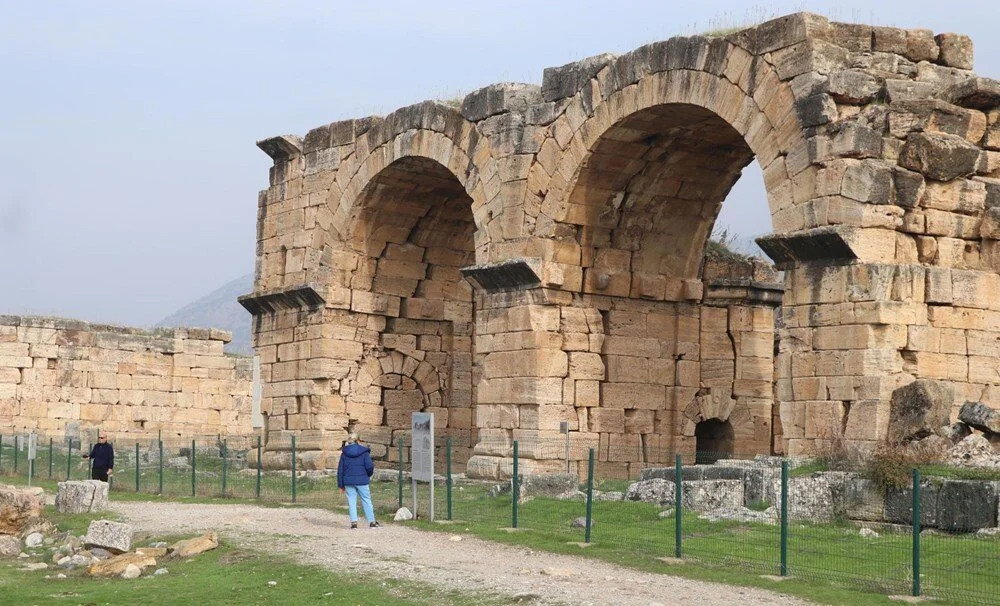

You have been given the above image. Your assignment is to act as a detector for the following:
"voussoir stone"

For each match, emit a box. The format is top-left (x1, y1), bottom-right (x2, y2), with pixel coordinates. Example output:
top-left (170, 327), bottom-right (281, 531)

top-left (899, 132), bottom-right (982, 181)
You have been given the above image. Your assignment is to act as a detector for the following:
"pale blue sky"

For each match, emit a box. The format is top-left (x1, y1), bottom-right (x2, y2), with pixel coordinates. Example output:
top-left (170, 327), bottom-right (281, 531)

top-left (1, 0), bottom-right (997, 326)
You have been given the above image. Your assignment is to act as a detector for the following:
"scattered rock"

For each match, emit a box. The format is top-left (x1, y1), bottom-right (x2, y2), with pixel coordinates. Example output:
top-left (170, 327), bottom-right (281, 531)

top-left (937, 422), bottom-right (972, 444)
top-left (448, 535), bottom-right (463, 542)
top-left (88, 552), bottom-right (157, 577)
top-left (0, 484), bottom-right (44, 535)
top-left (887, 380), bottom-right (954, 443)
top-left (149, 541), bottom-right (167, 548)
top-left (540, 567), bottom-right (574, 576)
top-left (56, 573), bottom-right (66, 579)
top-left (519, 474), bottom-right (579, 499)
top-left (153, 567), bottom-right (168, 575)
top-left (136, 547), bottom-right (167, 558)
top-left (267, 580), bottom-right (277, 587)
top-left (958, 401), bottom-right (1000, 435)
top-left (0, 535), bottom-right (22, 557)
top-left (859, 528), bottom-right (879, 538)
top-left (169, 532), bottom-right (218, 558)
top-left (594, 491), bottom-right (624, 502)
top-left (657, 509), bottom-right (675, 518)
top-left (21, 562), bottom-right (47, 571)
top-left (570, 517), bottom-right (592, 528)
top-left (121, 563), bottom-right (142, 579)
top-left (25, 532), bottom-right (44, 548)
top-left (90, 547), bottom-right (112, 559)
top-left (393, 507), bottom-right (413, 522)
top-left (625, 479), bottom-right (675, 506)
top-left (85, 520), bottom-right (133, 554)
top-left (698, 507), bottom-right (778, 524)
top-left (976, 527), bottom-right (1000, 537)
top-left (949, 434), bottom-right (1000, 468)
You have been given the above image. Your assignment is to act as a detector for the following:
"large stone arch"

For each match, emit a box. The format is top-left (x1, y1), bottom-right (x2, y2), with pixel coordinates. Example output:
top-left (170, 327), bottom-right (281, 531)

top-left (246, 12), bottom-right (1000, 474)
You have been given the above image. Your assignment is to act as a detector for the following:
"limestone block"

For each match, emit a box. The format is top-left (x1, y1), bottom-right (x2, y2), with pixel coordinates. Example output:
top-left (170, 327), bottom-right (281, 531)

top-left (601, 383), bottom-right (665, 410)
top-left (85, 520), bottom-right (133, 554)
top-left (87, 552), bottom-right (157, 578)
top-left (937, 481), bottom-right (998, 530)
top-left (589, 408), bottom-right (625, 433)
top-left (55, 480), bottom-right (109, 514)
top-left (905, 29), bottom-right (940, 63)
top-left (887, 380), bottom-right (954, 443)
top-left (0, 484), bottom-right (44, 535)
top-left (958, 401), bottom-right (1000, 434)
top-left (935, 33), bottom-right (974, 70)
top-left (899, 132), bottom-right (982, 181)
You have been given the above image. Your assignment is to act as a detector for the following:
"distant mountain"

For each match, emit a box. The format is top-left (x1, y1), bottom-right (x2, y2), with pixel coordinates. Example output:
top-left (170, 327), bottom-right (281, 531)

top-left (156, 273), bottom-right (254, 355)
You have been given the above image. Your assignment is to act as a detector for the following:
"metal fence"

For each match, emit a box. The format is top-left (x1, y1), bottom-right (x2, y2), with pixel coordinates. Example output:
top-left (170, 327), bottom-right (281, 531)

top-left (1, 430), bottom-right (996, 604)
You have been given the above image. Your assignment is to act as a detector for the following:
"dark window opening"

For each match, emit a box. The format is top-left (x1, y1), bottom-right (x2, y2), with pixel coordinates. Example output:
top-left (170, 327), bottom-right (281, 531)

top-left (695, 419), bottom-right (734, 464)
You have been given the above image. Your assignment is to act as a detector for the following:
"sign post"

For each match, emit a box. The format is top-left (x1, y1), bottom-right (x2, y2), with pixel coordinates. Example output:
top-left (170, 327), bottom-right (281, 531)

top-left (410, 412), bottom-right (435, 522)
top-left (27, 433), bottom-right (37, 486)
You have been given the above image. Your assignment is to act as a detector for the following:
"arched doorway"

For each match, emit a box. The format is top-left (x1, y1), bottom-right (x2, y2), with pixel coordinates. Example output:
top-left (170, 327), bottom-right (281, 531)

top-left (695, 419), bottom-right (735, 464)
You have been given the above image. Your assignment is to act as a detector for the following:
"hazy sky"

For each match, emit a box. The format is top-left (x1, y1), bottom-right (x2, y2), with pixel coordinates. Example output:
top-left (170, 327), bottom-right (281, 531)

top-left (2, 1), bottom-right (997, 326)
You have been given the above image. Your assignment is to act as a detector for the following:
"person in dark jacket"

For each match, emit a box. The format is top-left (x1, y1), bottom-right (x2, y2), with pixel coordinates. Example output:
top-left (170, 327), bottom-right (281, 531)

top-left (337, 432), bottom-right (380, 529)
top-left (82, 432), bottom-right (114, 482)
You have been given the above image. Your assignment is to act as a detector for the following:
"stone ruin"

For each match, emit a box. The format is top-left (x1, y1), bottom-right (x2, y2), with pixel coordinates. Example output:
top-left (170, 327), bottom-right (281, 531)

top-left (237, 12), bottom-right (1000, 478)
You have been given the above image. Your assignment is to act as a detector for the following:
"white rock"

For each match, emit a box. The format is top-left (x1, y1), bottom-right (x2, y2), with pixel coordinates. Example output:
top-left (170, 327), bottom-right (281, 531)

top-left (393, 507), bottom-right (413, 521)
top-left (84, 520), bottom-right (133, 554)
top-left (21, 562), bottom-right (48, 571)
top-left (153, 568), bottom-right (168, 575)
top-left (55, 480), bottom-right (109, 514)
top-left (56, 573), bottom-right (66, 579)
top-left (0, 535), bottom-right (21, 557)
top-left (121, 564), bottom-right (142, 579)
top-left (448, 535), bottom-right (463, 542)
top-left (267, 581), bottom-right (278, 587)
top-left (859, 527), bottom-right (879, 538)
top-left (25, 533), bottom-right (44, 548)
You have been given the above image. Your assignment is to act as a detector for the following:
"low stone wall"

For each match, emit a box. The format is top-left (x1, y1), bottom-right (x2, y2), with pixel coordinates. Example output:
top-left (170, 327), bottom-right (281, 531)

top-left (627, 460), bottom-right (1000, 532)
top-left (0, 316), bottom-right (254, 439)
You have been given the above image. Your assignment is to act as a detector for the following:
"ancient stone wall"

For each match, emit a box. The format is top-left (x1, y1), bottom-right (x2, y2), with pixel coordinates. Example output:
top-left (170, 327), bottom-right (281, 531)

top-left (0, 316), bottom-right (254, 440)
top-left (243, 12), bottom-right (1000, 476)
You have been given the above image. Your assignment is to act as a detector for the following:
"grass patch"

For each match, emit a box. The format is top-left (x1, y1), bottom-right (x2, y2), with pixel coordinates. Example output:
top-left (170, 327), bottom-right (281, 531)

top-left (0, 541), bottom-right (517, 605)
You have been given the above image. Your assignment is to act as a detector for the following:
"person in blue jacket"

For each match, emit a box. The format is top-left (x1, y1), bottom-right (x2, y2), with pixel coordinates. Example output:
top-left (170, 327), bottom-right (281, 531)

top-left (82, 432), bottom-right (114, 482)
top-left (337, 432), bottom-right (380, 529)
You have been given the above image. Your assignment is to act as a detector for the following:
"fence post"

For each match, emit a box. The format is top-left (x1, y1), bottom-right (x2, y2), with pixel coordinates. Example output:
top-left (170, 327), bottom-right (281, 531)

top-left (191, 439), bottom-right (196, 497)
top-left (48, 437), bottom-right (53, 479)
top-left (780, 460), bottom-right (789, 576)
top-left (446, 437), bottom-right (453, 521)
top-left (397, 436), bottom-right (404, 509)
top-left (221, 439), bottom-right (228, 498)
top-left (675, 454), bottom-right (682, 559)
top-left (255, 435), bottom-right (262, 499)
top-left (585, 447), bottom-right (594, 543)
top-left (135, 442), bottom-right (140, 492)
top-left (158, 440), bottom-right (163, 495)
top-left (0, 434), bottom-right (4, 474)
top-left (13, 435), bottom-right (18, 474)
top-left (291, 435), bottom-right (297, 503)
top-left (912, 469), bottom-right (921, 597)
top-left (512, 440), bottom-right (519, 529)
top-left (66, 439), bottom-right (72, 480)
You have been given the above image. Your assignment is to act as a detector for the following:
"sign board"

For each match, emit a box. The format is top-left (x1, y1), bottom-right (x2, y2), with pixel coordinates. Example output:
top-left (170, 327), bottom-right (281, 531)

top-left (411, 412), bottom-right (434, 482)
top-left (27, 433), bottom-right (37, 460)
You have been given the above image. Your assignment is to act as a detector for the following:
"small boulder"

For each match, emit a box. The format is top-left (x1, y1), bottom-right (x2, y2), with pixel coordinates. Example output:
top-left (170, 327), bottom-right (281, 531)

top-left (0, 485), bottom-right (44, 535)
top-left (88, 552), bottom-right (156, 577)
top-left (55, 481), bottom-right (108, 514)
top-left (0, 535), bottom-right (22, 557)
top-left (153, 568), bottom-right (168, 575)
top-left (658, 509), bottom-right (675, 518)
top-left (25, 533), bottom-right (43, 548)
top-left (121, 564), bottom-right (142, 579)
top-left (570, 517), bottom-right (592, 528)
top-left (84, 520), bottom-right (133, 554)
top-left (135, 547), bottom-right (167, 558)
top-left (859, 528), bottom-right (879, 538)
top-left (393, 507), bottom-right (413, 522)
top-left (888, 380), bottom-right (954, 443)
top-left (518, 474), bottom-right (579, 499)
top-left (89, 548), bottom-right (112, 559)
top-left (937, 422), bottom-right (972, 444)
top-left (169, 532), bottom-right (218, 558)
top-left (958, 401), bottom-right (1000, 435)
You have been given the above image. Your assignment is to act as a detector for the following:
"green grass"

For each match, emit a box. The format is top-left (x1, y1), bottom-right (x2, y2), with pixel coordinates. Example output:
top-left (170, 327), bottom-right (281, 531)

top-left (0, 541), bottom-right (516, 605)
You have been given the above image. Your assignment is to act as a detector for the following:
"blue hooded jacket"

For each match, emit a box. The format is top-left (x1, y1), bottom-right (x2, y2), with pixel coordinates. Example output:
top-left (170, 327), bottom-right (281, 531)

top-left (337, 443), bottom-right (374, 488)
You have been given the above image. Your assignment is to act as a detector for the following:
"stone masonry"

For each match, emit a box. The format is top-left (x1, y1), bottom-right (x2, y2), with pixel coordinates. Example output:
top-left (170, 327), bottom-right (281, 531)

top-left (241, 13), bottom-right (1000, 478)
top-left (0, 316), bottom-right (254, 440)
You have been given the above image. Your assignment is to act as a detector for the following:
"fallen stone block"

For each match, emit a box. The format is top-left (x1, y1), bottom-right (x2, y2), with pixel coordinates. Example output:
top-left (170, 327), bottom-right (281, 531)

top-left (937, 480), bottom-right (998, 531)
top-left (518, 473), bottom-right (579, 498)
top-left (884, 482), bottom-right (939, 527)
top-left (0, 484), bottom-right (44, 535)
top-left (887, 380), bottom-right (954, 443)
top-left (55, 481), bottom-right (109, 514)
top-left (84, 520), bottom-right (133, 554)
top-left (87, 552), bottom-right (157, 577)
top-left (958, 401), bottom-right (1000, 435)
top-left (169, 532), bottom-right (218, 558)
top-left (0, 535), bottom-right (21, 557)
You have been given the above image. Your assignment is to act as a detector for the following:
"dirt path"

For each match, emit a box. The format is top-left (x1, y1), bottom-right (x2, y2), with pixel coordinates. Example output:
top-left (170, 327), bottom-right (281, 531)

top-left (110, 501), bottom-right (809, 606)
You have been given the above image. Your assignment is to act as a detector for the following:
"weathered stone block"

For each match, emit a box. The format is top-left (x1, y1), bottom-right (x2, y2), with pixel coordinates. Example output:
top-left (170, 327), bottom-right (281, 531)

top-left (55, 480), bottom-right (109, 514)
top-left (85, 520), bottom-right (133, 554)
top-left (884, 482), bottom-right (938, 527)
top-left (899, 132), bottom-right (982, 181)
top-left (936, 481), bottom-right (998, 530)
top-left (887, 380), bottom-right (954, 443)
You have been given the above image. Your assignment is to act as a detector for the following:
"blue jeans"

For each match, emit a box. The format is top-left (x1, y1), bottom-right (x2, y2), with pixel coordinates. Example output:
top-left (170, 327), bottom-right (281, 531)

top-left (345, 484), bottom-right (375, 523)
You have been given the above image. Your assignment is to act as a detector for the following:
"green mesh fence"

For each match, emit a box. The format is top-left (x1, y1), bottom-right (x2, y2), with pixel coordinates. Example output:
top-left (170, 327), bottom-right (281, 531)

top-left (1, 430), bottom-right (998, 604)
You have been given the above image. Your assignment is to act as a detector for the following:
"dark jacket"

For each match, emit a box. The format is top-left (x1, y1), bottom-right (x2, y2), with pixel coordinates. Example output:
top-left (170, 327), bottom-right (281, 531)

top-left (89, 442), bottom-right (114, 469)
top-left (337, 443), bottom-right (374, 488)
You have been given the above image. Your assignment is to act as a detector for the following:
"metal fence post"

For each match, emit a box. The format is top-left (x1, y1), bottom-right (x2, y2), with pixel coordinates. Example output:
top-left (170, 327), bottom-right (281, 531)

top-left (158, 440), bottom-right (163, 495)
top-left (291, 435), bottom-right (297, 503)
top-left (191, 439), bottom-right (196, 497)
top-left (675, 454), bottom-right (682, 559)
top-left (255, 435), bottom-right (262, 499)
top-left (912, 469), bottom-right (921, 597)
top-left (512, 440), bottom-right (519, 529)
top-left (221, 439), bottom-right (228, 498)
top-left (585, 447), bottom-right (594, 543)
top-left (13, 435), bottom-right (18, 474)
top-left (135, 442), bottom-right (140, 492)
top-left (781, 460), bottom-right (789, 576)
top-left (446, 437), bottom-right (453, 521)
top-left (66, 439), bottom-right (72, 480)
top-left (48, 437), bottom-right (53, 479)
top-left (397, 436), bottom-right (404, 509)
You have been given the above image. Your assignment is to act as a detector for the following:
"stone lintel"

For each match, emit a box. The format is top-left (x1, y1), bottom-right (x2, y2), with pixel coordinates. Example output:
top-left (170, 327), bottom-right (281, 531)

top-left (703, 280), bottom-right (784, 307)
top-left (256, 135), bottom-right (303, 161)
top-left (238, 284), bottom-right (326, 315)
top-left (460, 259), bottom-right (541, 292)
top-left (755, 227), bottom-right (858, 268)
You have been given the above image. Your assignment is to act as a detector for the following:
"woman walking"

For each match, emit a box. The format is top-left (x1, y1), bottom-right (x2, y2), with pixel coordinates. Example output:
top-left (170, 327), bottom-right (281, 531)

top-left (337, 433), bottom-right (380, 529)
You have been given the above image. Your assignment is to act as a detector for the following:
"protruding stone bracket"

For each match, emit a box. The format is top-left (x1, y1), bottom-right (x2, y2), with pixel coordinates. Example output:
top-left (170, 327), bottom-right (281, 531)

top-left (460, 259), bottom-right (541, 292)
top-left (756, 227), bottom-right (858, 268)
top-left (704, 280), bottom-right (784, 307)
top-left (256, 135), bottom-right (303, 161)
top-left (238, 283), bottom-right (326, 315)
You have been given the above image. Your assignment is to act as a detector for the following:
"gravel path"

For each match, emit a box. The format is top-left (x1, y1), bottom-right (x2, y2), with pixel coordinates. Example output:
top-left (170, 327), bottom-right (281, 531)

top-left (111, 501), bottom-right (809, 606)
